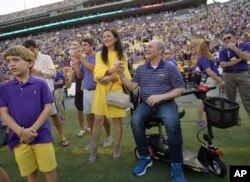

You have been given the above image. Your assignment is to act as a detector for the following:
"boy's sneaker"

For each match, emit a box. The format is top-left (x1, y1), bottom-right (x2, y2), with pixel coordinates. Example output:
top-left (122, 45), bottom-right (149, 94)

top-left (103, 136), bottom-right (113, 147)
top-left (170, 163), bottom-right (186, 182)
top-left (133, 156), bottom-right (153, 176)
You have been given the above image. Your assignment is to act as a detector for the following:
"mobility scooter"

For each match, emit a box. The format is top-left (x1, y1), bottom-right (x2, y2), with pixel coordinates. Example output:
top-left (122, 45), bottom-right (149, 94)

top-left (133, 85), bottom-right (240, 177)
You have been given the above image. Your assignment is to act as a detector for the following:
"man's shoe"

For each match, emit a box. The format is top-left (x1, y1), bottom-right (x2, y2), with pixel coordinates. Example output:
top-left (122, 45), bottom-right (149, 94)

top-left (103, 136), bottom-right (113, 147)
top-left (170, 163), bottom-right (186, 182)
top-left (133, 156), bottom-right (153, 176)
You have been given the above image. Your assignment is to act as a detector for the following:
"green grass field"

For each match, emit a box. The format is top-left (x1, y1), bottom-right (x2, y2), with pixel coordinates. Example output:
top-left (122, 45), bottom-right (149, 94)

top-left (1, 105), bottom-right (249, 182)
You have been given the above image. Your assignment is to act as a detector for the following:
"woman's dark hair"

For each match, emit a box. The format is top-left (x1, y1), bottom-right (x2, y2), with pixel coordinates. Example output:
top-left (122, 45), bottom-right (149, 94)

top-left (101, 29), bottom-right (124, 65)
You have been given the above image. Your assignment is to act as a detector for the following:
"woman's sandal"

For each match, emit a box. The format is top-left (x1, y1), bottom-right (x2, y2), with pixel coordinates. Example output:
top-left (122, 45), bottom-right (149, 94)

top-left (197, 120), bottom-right (207, 128)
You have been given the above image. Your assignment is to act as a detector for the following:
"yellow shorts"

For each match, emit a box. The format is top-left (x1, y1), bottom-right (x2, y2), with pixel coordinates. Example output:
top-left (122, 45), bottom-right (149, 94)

top-left (14, 142), bottom-right (57, 177)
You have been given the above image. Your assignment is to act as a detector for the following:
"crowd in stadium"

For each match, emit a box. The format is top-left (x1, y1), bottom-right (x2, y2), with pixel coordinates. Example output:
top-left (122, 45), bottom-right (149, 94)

top-left (0, 0), bottom-right (249, 83)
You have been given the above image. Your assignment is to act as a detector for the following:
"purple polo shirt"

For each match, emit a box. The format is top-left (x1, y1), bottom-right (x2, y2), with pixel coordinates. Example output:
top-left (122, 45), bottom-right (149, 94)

top-left (80, 54), bottom-right (96, 90)
top-left (132, 59), bottom-right (185, 102)
top-left (219, 42), bottom-right (250, 72)
top-left (0, 76), bottom-right (54, 150)
top-left (54, 70), bottom-right (65, 89)
top-left (198, 55), bottom-right (220, 76)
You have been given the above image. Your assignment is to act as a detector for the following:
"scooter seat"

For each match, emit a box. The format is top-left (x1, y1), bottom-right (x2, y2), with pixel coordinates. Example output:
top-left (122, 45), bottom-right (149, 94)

top-left (144, 107), bottom-right (185, 129)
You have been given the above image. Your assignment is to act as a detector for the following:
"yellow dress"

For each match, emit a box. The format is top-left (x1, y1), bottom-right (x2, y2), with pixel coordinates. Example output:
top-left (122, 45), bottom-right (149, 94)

top-left (91, 51), bottom-right (131, 118)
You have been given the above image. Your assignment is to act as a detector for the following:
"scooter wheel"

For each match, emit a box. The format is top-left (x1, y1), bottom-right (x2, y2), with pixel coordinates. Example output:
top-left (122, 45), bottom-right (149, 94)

top-left (208, 157), bottom-right (227, 177)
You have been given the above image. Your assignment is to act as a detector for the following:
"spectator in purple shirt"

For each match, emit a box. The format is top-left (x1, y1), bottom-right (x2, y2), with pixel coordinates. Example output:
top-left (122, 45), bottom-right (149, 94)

top-left (196, 39), bottom-right (225, 128)
top-left (0, 45), bottom-right (57, 181)
top-left (219, 30), bottom-right (250, 123)
top-left (53, 65), bottom-right (66, 123)
top-left (117, 40), bottom-right (186, 182)
top-left (164, 48), bottom-right (177, 66)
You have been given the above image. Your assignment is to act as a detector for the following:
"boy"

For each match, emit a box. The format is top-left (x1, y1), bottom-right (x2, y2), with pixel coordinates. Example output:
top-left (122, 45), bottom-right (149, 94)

top-left (0, 45), bottom-right (57, 182)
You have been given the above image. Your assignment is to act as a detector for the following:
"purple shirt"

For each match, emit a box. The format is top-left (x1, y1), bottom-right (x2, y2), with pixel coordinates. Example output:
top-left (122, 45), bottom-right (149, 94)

top-left (132, 59), bottom-right (185, 102)
top-left (0, 76), bottom-right (54, 149)
top-left (54, 70), bottom-right (65, 89)
top-left (80, 54), bottom-right (96, 90)
top-left (198, 55), bottom-right (220, 76)
top-left (166, 56), bottom-right (177, 66)
top-left (219, 42), bottom-right (250, 72)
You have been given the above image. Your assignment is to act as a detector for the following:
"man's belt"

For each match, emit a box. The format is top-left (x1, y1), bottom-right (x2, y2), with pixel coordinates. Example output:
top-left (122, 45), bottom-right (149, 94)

top-left (85, 88), bottom-right (96, 91)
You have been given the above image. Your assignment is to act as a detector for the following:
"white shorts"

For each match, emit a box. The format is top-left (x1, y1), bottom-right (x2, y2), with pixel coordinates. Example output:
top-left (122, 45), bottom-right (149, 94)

top-left (50, 102), bottom-right (58, 116)
top-left (83, 89), bottom-right (94, 114)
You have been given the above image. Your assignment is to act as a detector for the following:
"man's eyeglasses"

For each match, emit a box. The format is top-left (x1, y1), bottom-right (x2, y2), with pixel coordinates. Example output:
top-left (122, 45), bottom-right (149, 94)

top-left (223, 36), bottom-right (232, 41)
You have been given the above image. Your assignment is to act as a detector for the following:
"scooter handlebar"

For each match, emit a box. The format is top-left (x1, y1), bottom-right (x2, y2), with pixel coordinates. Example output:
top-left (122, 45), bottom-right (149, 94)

top-left (181, 85), bottom-right (217, 96)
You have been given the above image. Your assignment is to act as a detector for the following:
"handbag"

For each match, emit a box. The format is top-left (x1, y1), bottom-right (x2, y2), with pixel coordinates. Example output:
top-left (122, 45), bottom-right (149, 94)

top-left (106, 83), bottom-right (130, 109)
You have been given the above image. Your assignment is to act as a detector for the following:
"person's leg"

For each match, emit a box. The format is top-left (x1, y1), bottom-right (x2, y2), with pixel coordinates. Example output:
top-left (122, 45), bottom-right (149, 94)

top-left (34, 143), bottom-right (57, 182)
top-left (54, 88), bottom-right (66, 122)
top-left (83, 114), bottom-right (95, 150)
top-left (0, 167), bottom-right (10, 182)
top-left (75, 91), bottom-right (84, 133)
top-left (83, 89), bottom-right (94, 133)
top-left (223, 73), bottom-right (237, 101)
top-left (13, 144), bottom-right (39, 181)
top-left (27, 170), bottom-right (40, 182)
top-left (237, 72), bottom-right (250, 118)
top-left (77, 110), bottom-right (84, 131)
top-left (131, 102), bottom-right (153, 176)
top-left (88, 114), bottom-right (94, 133)
top-left (102, 117), bottom-right (113, 147)
top-left (197, 102), bottom-right (207, 127)
top-left (156, 100), bottom-right (185, 181)
top-left (45, 169), bottom-right (57, 182)
top-left (112, 118), bottom-right (122, 159)
top-left (89, 115), bottom-right (105, 163)
top-left (197, 102), bottom-right (204, 121)
top-left (51, 114), bottom-right (69, 146)
top-left (131, 102), bottom-right (153, 157)
top-left (156, 101), bottom-right (183, 163)
top-left (103, 117), bottom-right (111, 137)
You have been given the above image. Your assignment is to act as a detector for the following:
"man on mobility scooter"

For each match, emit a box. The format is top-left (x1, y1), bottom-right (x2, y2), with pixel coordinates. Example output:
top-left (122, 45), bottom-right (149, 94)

top-left (117, 40), bottom-right (186, 182)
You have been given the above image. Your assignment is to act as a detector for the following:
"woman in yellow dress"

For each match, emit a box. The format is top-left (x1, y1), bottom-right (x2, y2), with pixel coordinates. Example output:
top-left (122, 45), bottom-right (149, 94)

top-left (89, 29), bottom-right (131, 163)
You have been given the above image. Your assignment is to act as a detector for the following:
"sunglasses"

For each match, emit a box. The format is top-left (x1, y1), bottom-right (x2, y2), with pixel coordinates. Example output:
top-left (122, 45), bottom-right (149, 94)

top-left (223, 36), bottom-right (232, 41)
